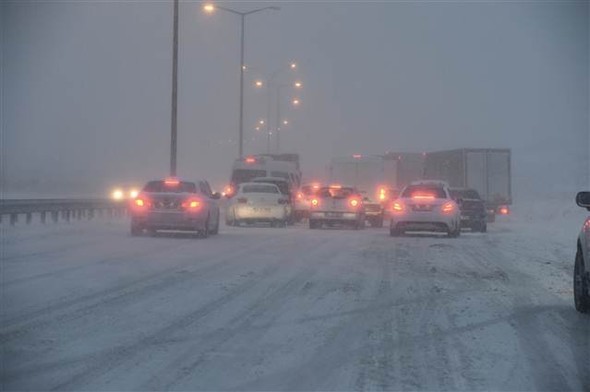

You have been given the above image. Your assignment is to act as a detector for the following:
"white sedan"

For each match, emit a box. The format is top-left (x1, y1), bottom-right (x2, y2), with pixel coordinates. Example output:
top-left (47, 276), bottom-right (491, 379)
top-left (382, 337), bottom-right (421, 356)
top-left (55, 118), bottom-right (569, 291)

top-left (389, 181), bottom-right (461, 237)
top-left (225, 182), bottom-right (289, 227)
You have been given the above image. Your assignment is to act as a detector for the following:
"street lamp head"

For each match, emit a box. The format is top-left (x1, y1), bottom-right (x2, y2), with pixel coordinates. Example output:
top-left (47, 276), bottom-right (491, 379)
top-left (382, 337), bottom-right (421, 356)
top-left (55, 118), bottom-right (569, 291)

top-left (259, 119), bottom-right (265, 125)
top-left (203, 3), bottom-right (215, 13)
top-left (292, 99), bottom-right (300, 106)
top-left (294, 81), bottom-right (302, 88)
top-left (283, 120), bottom-right (289, 125)
top-left (290, 62), bottom-right (297, 70)
top-left (254, 80), bottom-right (264, 88)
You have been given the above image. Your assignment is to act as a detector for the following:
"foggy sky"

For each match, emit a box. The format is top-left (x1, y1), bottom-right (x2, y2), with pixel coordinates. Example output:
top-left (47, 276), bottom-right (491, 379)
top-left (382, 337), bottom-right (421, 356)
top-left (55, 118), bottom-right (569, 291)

top-left (2, 1), bottom-right (588, 198)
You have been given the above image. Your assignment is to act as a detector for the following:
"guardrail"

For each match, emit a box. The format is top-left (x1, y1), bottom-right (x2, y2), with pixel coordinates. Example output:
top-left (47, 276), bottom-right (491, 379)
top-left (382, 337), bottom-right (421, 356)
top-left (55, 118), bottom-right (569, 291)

top-left (0, 199), bottom-right (128, 225)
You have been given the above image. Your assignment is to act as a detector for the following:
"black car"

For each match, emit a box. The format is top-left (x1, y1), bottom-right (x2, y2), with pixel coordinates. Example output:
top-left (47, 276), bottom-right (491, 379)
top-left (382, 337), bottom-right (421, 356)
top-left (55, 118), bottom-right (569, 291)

top-left (574, 192), bottom-right (590, 313)
top-left (449, 188), bottom-right (487, 232)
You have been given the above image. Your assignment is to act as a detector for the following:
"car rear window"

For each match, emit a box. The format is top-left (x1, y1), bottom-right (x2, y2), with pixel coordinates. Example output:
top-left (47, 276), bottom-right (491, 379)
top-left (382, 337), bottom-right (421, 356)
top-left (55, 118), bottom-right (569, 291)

top-left (232, 169), bottom-right (267, 184)
top-left (319, 187), bottom-right (355, 199)
top-left (401, 185), bottom-right (446, 199)
top-left (450, 189), bottom-right (481, 200)
top-left (253, 179), bottom-right (290, 195)
top-left (242, 184), bottom-right (279, 194)
top-left (143, 181), bottom-right (197, 193)
top-left (271, 171), bottom-right (290, 180)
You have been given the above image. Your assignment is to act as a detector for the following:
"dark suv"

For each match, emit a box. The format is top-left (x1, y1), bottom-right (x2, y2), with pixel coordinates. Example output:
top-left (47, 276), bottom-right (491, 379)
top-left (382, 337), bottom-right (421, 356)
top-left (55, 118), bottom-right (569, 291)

top-left (449, 188), bottom-right (487, 233)
top-left (574, 191), bottom-right (590, 313)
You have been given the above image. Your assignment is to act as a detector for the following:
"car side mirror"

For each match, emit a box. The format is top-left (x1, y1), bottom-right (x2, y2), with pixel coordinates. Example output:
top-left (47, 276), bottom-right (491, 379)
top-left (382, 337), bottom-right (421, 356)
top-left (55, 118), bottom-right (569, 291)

top-left (211, 192), bottom-right (221, 200)
top-left (575, 191), bottom-right (590, 211)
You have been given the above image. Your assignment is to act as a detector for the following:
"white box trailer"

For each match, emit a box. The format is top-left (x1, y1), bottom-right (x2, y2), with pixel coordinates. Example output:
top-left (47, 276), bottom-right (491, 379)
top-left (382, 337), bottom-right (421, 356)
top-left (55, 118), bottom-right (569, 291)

top-left (328, 155), bottom-right (397, 196)
top-left (423, 148), bottom-right (512, 220)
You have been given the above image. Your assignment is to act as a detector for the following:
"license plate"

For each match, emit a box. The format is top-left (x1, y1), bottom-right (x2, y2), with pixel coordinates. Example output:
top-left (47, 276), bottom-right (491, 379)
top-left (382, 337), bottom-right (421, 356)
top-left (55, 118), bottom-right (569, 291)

top-left (326, 212), bottom-right (343, 218)
top-left (253, 207), bottom-right (271, 212)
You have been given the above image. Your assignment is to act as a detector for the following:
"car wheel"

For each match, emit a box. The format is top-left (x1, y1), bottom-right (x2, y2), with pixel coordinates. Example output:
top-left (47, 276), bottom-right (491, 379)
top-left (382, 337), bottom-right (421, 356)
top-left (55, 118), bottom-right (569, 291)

top-left (210, 215), bottom-right (220, 235)
top-left (390, 224), bottom-right (400, 237)
top-left (375, 216), bottom-right (384, 228)
top-left (448, 225), bottom-right (460, 238)
top-left (199, 218), bottom-right (210, 239)
top-left (574, 247), bottom-right (590, 313)
top-left (130, 223), bottom-right (142, 236)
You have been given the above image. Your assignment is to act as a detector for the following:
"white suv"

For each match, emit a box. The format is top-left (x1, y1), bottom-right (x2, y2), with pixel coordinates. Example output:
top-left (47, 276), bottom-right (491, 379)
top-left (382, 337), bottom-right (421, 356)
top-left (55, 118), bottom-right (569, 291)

top-left (390, 181), bottom-right (461, 237)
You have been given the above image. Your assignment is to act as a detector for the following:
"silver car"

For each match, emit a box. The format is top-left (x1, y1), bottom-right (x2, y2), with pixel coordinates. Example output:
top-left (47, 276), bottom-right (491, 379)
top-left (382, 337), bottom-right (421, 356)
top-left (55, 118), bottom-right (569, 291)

top-left (226, 182), bottom-right (289, 227)
top-left (129, 178), bottom-right (221, 238)
top-left (389, 181), bottom-right (461, 237)
top-left (309, 185), bottom-right (365, 229)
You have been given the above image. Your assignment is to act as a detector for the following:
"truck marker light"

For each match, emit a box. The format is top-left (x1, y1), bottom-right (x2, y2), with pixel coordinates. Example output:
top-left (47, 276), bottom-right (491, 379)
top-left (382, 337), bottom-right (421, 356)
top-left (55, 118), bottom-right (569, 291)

top-left (349, 198), bottom-right (360, 207)
top-left (311, 198), bottom-right (319, 207)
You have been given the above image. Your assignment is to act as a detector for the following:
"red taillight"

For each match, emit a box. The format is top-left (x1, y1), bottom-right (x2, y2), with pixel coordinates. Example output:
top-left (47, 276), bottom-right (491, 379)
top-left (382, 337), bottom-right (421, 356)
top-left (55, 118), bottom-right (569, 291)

top-left (182, 199), bottom-right (202, 209)
top-left (498, 206), bottom-right (509, 215)
top-left (442, 202), bottom-right (455, 214)
top-left (164, 177), bottom-right (180, 186)
top-left (245, 157), bottom-right (256, 163)
top-left (392, 201), bottom-right (404, 212)
top-left (412, 193), bottom-right (435, 200)
top-left (237, 197), bottom-right (248, 204)
top-left (349, 198), bottom-right (360, 208)
top-left (311, 198), bottom-right (319, 207)
top-left (297, 192), bottom-right (303, 199)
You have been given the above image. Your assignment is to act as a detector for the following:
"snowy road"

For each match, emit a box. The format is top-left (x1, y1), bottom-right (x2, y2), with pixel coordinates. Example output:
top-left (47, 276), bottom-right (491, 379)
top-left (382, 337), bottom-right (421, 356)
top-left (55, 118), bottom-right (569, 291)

top-left (2, 216), bottom-right (589, 391)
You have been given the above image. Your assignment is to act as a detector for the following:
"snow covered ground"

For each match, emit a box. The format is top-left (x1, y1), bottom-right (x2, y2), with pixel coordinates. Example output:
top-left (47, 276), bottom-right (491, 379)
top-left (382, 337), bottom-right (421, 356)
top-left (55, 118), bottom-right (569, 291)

top-left (1, 204), bottom-right (589, 391)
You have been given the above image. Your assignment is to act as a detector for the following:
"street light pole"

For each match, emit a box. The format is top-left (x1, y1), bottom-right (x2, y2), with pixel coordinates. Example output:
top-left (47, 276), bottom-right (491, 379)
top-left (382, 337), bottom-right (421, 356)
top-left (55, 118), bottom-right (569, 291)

top-left (203, 3), bottom-right (280, 159)
top-left (170, 0), bottom-right (179, 176)
top-left (239, 14), bottom-right (245, 159)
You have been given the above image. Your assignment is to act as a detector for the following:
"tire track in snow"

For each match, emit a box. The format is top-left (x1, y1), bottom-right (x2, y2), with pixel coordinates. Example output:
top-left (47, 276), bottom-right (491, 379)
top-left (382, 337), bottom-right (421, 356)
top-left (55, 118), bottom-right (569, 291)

top-left (48, 233), bottom-right (333, 391)
top-left (0, 233), bottom-right (286, 344)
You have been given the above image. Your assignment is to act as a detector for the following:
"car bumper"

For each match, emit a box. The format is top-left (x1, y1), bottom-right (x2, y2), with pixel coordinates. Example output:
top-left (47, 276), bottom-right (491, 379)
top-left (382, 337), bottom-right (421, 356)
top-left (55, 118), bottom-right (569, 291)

top-left (234, 205), bottom-right (287, 221)
top-left (390, 212), bottom-right (456, 232)
top-left (310, 211), bottom-right (363, 222)
top-left (132, 211), bottom-right (207, 231)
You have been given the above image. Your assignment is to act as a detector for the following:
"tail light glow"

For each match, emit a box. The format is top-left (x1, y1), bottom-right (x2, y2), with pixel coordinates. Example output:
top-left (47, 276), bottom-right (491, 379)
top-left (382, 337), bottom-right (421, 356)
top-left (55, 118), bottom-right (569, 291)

top-left (392, 201), bottom-right (404, 212)
top-left (135, 198), bottom-right (145, 207)
top-left (182, 199), bottom-right (202, 209)
top-left (245, 157), bottom-right (256, 163)
top-left (411, 193), bottom-right (435, 200)
top-left (165, 177), bottom-right (180, 186)
top-left (442, 202), bottom-right (455, 214)
top-left (498, 206), bottom-right (509, 215)
top-left (349, 198), bottom-right (360, 208)
top-left (311, 198), bottom-right (319, 207)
